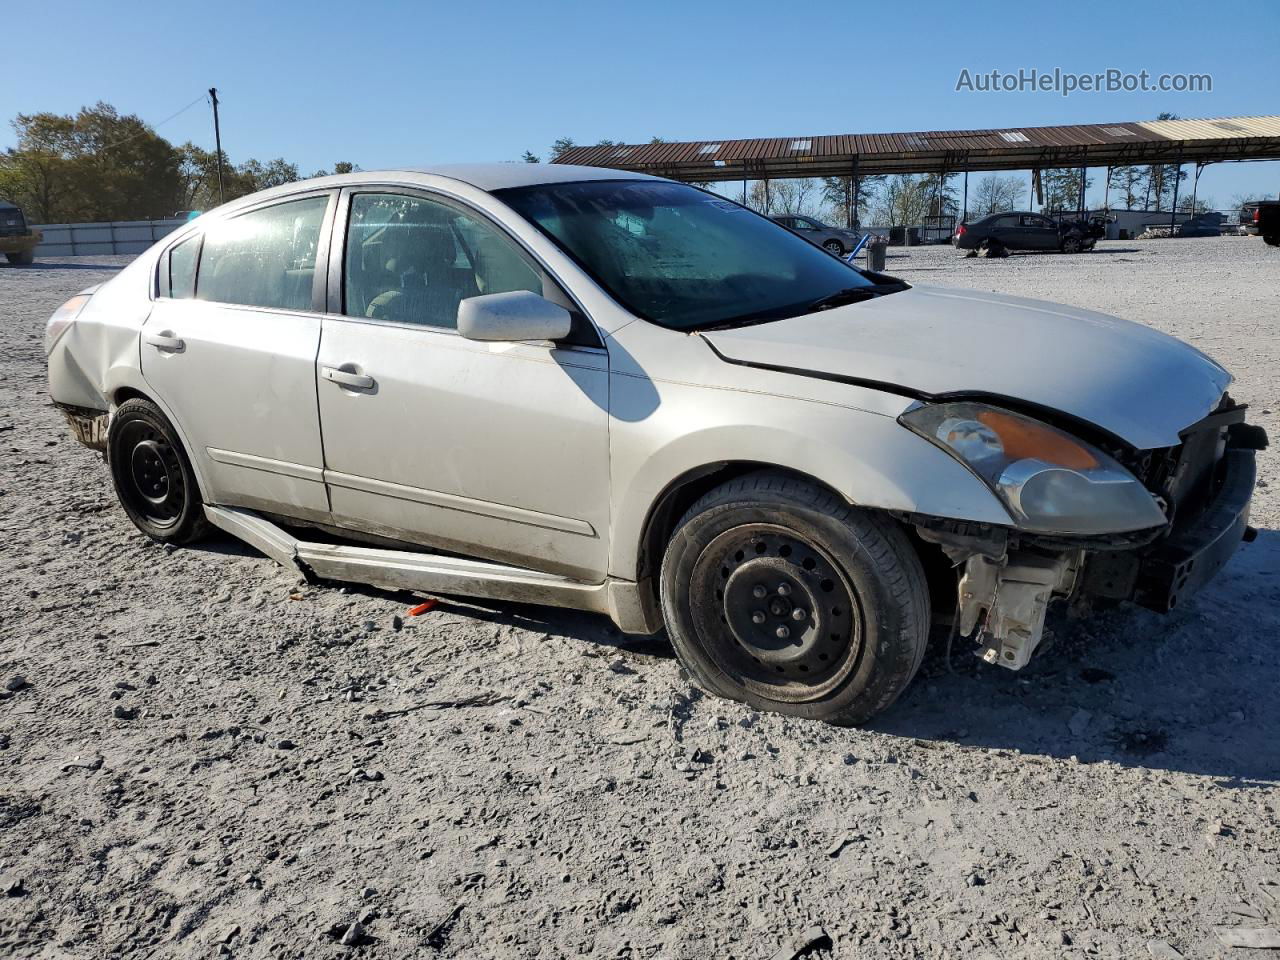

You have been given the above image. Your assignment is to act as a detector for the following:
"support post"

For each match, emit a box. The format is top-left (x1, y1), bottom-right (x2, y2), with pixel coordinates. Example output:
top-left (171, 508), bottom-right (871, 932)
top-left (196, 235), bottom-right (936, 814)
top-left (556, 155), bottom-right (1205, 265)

top-left (1169, 155), bottom-right (1183, 233)
top-left (1078, 164), bottom-right (1087, 216)
top-left (962, 167), bottom-right (969, 222)
top-left (763, 178), bottom-right (770, 215)
top-left (851, 157), bottom-right (860, 229)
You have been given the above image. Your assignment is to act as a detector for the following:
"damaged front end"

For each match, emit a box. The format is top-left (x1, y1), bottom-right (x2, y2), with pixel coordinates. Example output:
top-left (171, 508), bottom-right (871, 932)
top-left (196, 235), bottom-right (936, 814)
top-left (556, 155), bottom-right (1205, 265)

top-left (908, 401), bottom-right (1265, 671)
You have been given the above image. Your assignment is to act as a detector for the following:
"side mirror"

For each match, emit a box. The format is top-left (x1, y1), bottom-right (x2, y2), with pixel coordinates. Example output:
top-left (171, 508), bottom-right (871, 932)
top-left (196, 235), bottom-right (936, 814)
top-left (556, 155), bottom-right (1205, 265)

top-left (457, 290), bottom-right (572, 343)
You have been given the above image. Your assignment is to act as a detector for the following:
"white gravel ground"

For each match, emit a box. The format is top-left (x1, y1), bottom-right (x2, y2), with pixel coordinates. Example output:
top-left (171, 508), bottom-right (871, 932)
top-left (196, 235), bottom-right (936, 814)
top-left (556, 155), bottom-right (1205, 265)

top-left (1, 237), bottom-right (1277, 960)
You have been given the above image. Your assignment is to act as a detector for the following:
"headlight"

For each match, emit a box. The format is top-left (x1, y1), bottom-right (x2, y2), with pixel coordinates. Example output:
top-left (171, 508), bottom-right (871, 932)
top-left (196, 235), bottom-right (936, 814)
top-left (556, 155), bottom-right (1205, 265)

top-left (899, 401), bottom-right (1168, 535)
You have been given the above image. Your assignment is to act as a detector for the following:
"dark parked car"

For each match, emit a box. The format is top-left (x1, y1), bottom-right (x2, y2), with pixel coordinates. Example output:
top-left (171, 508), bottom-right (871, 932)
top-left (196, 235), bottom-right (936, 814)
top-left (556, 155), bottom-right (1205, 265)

top-left (955, 211), bottom-right (1099, 257)
top-left (0, 201), bottom-right (39, 265)
top-left (771, 214), bottom-right (862, 256)
top-left (1242, 200), bottom-right (1280, 246)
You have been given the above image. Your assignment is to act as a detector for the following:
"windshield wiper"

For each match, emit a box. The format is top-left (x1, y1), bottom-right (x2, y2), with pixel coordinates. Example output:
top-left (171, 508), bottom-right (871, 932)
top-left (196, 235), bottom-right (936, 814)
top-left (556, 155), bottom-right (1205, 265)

top-left (806, 286), bottom-right (881, 312)
top-left (692, 315), bottom-right (788, 333)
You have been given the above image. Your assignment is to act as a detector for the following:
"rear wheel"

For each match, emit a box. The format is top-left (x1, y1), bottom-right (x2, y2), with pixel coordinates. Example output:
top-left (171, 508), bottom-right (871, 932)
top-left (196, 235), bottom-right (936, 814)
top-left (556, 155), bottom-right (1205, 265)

top-left (1265, 234), bottom-right (1280, 247)
top-left (107, 398), bottom-right (208, 544)
top-left (659, 471), bottom-right (930, 725)
top-left (822, 239), bottom-right (845, 256)
top-left (980, 239), bottom-right (1007, 258)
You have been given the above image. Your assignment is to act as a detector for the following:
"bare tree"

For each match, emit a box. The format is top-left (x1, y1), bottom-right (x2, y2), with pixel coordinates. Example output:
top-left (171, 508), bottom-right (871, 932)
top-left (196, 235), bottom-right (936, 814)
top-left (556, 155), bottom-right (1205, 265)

top-left (747, 178), bottom-right (823, 217)
top-left (871, 175), bottom-right (933, 227)
top-left (970, 174), bottom-right (1026, 216)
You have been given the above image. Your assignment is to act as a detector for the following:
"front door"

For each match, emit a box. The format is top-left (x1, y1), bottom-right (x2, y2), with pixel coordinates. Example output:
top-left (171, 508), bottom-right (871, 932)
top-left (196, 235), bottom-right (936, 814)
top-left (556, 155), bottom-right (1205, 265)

top-left (141, 193), bottom-right (334, 521)
top-left (315, 189), bottom-right (610, 582)
top-left (1020, 214), bottom-right (1060, 250)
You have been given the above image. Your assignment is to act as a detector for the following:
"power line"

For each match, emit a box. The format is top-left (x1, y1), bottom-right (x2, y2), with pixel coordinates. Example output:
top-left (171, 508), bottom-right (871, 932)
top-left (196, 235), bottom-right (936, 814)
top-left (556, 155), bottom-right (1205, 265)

top-left (94, 93), bottom-right (209, 152)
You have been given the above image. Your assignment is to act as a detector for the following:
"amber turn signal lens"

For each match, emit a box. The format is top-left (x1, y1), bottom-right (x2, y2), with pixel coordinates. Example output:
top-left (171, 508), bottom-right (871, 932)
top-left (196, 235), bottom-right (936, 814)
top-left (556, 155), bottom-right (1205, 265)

top-left (976, 410), bottom-right (1099, 470)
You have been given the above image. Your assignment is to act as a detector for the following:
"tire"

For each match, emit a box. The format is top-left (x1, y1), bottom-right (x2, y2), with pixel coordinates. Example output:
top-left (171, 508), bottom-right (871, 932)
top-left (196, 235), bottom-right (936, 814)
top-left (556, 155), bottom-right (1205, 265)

top-left (1265, 234), bottom-right (1280, 247)
top-left (107, 398), bottom-right (209, 544)
top-left (1061, 236), bottom-right (1082, 254)
top-left (5, 250), bottom-right (33, 265)
top-left (659, 471), bottom-right (930, 725)
top-left (980, 239), bottom-right (1006, 259)
top-left (822, 239), bottom-right (845, 256)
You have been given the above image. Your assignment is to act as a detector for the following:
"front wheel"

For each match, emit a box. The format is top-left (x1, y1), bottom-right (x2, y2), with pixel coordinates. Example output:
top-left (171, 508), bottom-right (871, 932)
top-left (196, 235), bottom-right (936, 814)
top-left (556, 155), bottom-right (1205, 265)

top-left (659, 472), bottom-right (930, 725)
top-left (5, 250), bottom-right (34, 265)
top-left (107, 398), bottom-right (209, 544)
top-left (822, 239), bottom-right (845, 256)
top-left (1061, 236), bottom-right (1082, 254)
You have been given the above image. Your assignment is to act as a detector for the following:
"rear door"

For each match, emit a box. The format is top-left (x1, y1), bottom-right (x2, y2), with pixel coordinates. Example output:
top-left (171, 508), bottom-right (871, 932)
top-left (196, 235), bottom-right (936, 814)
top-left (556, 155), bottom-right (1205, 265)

top-left (314, 188), bottom-right (610, 582)
top-left (142, 192), bottom-right (336, 521)
top-left (988, 215), bottom-right (1020, 247)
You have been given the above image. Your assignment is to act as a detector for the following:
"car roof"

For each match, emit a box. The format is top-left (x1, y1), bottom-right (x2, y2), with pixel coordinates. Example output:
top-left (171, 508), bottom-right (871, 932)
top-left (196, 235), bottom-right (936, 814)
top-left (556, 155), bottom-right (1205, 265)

top-left (0, 201), bottom-right (18, 211)
top-left (398, 163), bottom-right (661, 191)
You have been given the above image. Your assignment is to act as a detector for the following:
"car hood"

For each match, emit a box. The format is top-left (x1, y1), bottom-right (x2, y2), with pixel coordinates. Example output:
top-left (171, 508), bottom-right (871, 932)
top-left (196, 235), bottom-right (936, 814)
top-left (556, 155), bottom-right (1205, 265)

top-left (700, 284), bottom-right (1231, 449)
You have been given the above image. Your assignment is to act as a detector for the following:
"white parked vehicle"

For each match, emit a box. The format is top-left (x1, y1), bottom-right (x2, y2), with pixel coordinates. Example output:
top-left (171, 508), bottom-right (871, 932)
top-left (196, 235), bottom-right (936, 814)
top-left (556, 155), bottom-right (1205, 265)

top-left (46, 165), bottom-right (1264, 724)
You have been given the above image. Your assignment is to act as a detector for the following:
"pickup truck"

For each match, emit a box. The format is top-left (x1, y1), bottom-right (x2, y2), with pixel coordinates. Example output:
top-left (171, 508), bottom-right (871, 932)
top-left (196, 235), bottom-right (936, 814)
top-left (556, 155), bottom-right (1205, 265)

top-left (1242, 201), bottom-right (1280, 246)
top-left (0, 202), bottom-right (39, 265)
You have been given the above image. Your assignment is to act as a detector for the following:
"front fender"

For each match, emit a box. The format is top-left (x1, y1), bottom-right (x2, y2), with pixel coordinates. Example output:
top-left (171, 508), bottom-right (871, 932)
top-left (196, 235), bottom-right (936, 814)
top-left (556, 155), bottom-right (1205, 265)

top-left (607, 375), bottom-right (1013, 580)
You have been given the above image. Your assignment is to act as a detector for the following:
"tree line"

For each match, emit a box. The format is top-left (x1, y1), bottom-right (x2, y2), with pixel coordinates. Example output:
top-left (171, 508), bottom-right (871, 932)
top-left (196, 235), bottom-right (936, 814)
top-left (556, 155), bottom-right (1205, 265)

top-left (1, 104), bottom-right (1239, 228)
top-left (0, 102), bottom-right (355, 223)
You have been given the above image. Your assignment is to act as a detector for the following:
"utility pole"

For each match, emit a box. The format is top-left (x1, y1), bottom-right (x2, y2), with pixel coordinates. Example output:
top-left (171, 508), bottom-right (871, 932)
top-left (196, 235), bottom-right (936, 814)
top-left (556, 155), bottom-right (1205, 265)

top-left (209, 87), bottom-right (225, 204)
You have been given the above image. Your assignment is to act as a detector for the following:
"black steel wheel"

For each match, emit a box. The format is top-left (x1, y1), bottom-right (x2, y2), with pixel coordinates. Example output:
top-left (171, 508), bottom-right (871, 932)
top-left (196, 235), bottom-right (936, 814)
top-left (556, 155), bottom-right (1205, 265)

top-left (692, 525), bottom-right (862, 699)
top-left (660, 471), bottom-right (930, 725)
top-left (107, 398), bottom-right (209, 544)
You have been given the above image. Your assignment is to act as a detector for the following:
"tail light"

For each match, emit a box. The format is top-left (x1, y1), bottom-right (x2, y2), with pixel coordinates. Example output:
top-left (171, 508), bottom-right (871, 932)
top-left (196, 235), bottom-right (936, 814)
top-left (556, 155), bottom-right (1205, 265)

top-left (955, 224), bottom-right (967, 236)
top-left (45, 293), bottom-right (92, 355)
top-left (1255, 208), bottom-right (1262, 223)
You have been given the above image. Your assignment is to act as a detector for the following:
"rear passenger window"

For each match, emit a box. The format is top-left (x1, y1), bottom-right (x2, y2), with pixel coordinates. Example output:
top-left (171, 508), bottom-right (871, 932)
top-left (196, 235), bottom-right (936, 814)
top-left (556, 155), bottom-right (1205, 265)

top-left (196, 196), bottom-right (328, 311)
top-left (344, 193), bottom-right (542, 328)
top-left (168, 236), bottom-right (198, 299)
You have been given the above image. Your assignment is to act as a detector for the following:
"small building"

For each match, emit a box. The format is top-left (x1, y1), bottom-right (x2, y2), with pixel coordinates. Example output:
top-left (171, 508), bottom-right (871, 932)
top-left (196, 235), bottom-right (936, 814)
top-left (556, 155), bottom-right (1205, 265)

top-left (1088, 209), bottom-right (1198, 241)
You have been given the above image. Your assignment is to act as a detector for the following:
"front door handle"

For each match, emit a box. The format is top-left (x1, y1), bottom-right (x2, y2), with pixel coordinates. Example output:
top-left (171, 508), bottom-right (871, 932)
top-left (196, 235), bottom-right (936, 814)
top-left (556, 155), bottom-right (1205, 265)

top-left (144, 331), bottom-right (185, 353)
top-left (321, 365), bottom-right (376, 390)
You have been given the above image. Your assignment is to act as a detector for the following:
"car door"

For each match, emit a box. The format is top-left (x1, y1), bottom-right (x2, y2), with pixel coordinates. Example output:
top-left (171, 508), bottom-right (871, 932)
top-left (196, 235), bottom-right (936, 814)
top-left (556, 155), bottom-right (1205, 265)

top-left (142, 192), bottom-right (335, 522)
top-left (1021, 214), bottom-right (1059, 250)
top-left (988, 215), bottom-right (1020, 248)
top-left (315, 188), bottom-right (610, 582)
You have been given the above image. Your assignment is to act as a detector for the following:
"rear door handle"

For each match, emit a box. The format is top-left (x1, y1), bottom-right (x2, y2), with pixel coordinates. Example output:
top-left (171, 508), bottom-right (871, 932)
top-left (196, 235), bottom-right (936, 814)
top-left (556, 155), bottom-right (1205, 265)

top-left (144, 331), bottom-right (185, 353)
top-left (321, 365), bottom-right (376, 390)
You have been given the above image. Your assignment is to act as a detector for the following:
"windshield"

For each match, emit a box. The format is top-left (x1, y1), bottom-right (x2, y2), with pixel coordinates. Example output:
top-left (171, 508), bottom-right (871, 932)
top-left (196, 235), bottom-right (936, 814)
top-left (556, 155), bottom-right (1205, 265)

top-left (495, 180), bottom-right (877, 331)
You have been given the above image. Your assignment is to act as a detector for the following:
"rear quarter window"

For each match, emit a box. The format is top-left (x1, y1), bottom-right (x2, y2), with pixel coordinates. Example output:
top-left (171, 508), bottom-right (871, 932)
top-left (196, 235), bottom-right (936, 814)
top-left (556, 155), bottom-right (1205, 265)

top-left (168, 236), bottom-right (199, 299)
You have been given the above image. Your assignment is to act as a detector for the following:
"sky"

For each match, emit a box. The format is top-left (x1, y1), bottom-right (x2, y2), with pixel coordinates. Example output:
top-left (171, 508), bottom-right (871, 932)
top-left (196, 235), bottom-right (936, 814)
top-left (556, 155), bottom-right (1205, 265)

top-left (4, 0), bottom-right (1278, 211)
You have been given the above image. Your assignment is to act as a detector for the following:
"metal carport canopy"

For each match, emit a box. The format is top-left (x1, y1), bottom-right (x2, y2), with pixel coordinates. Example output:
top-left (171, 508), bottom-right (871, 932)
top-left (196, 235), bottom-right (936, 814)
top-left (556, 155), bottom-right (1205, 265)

top-left (550, 115), bottom-right (1280, 180)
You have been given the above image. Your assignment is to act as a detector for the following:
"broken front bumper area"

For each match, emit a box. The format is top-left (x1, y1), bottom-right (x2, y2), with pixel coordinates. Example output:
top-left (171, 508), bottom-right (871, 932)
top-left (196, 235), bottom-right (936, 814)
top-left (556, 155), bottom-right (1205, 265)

top-left (1084, 447), bottom-right (1256, 614)
top-left (915, 443), bottom-right (1259, 670)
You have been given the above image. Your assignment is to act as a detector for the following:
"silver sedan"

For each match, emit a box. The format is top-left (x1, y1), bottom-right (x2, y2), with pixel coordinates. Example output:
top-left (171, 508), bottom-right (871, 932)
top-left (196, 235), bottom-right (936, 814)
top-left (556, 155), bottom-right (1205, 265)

top-left (45, 164), bottom-right (1262, 723)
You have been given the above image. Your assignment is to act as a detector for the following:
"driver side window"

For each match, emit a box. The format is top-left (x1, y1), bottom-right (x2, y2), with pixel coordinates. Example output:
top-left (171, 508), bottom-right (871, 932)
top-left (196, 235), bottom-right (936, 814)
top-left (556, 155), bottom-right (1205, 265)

top-left (343, 193), bottom-right (542, 329)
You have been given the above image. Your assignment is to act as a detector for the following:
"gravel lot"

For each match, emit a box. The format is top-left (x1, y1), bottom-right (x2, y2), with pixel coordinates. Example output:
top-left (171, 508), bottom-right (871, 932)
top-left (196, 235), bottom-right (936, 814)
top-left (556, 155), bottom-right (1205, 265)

top-left (1, 237), bottom-right (1277, 959)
